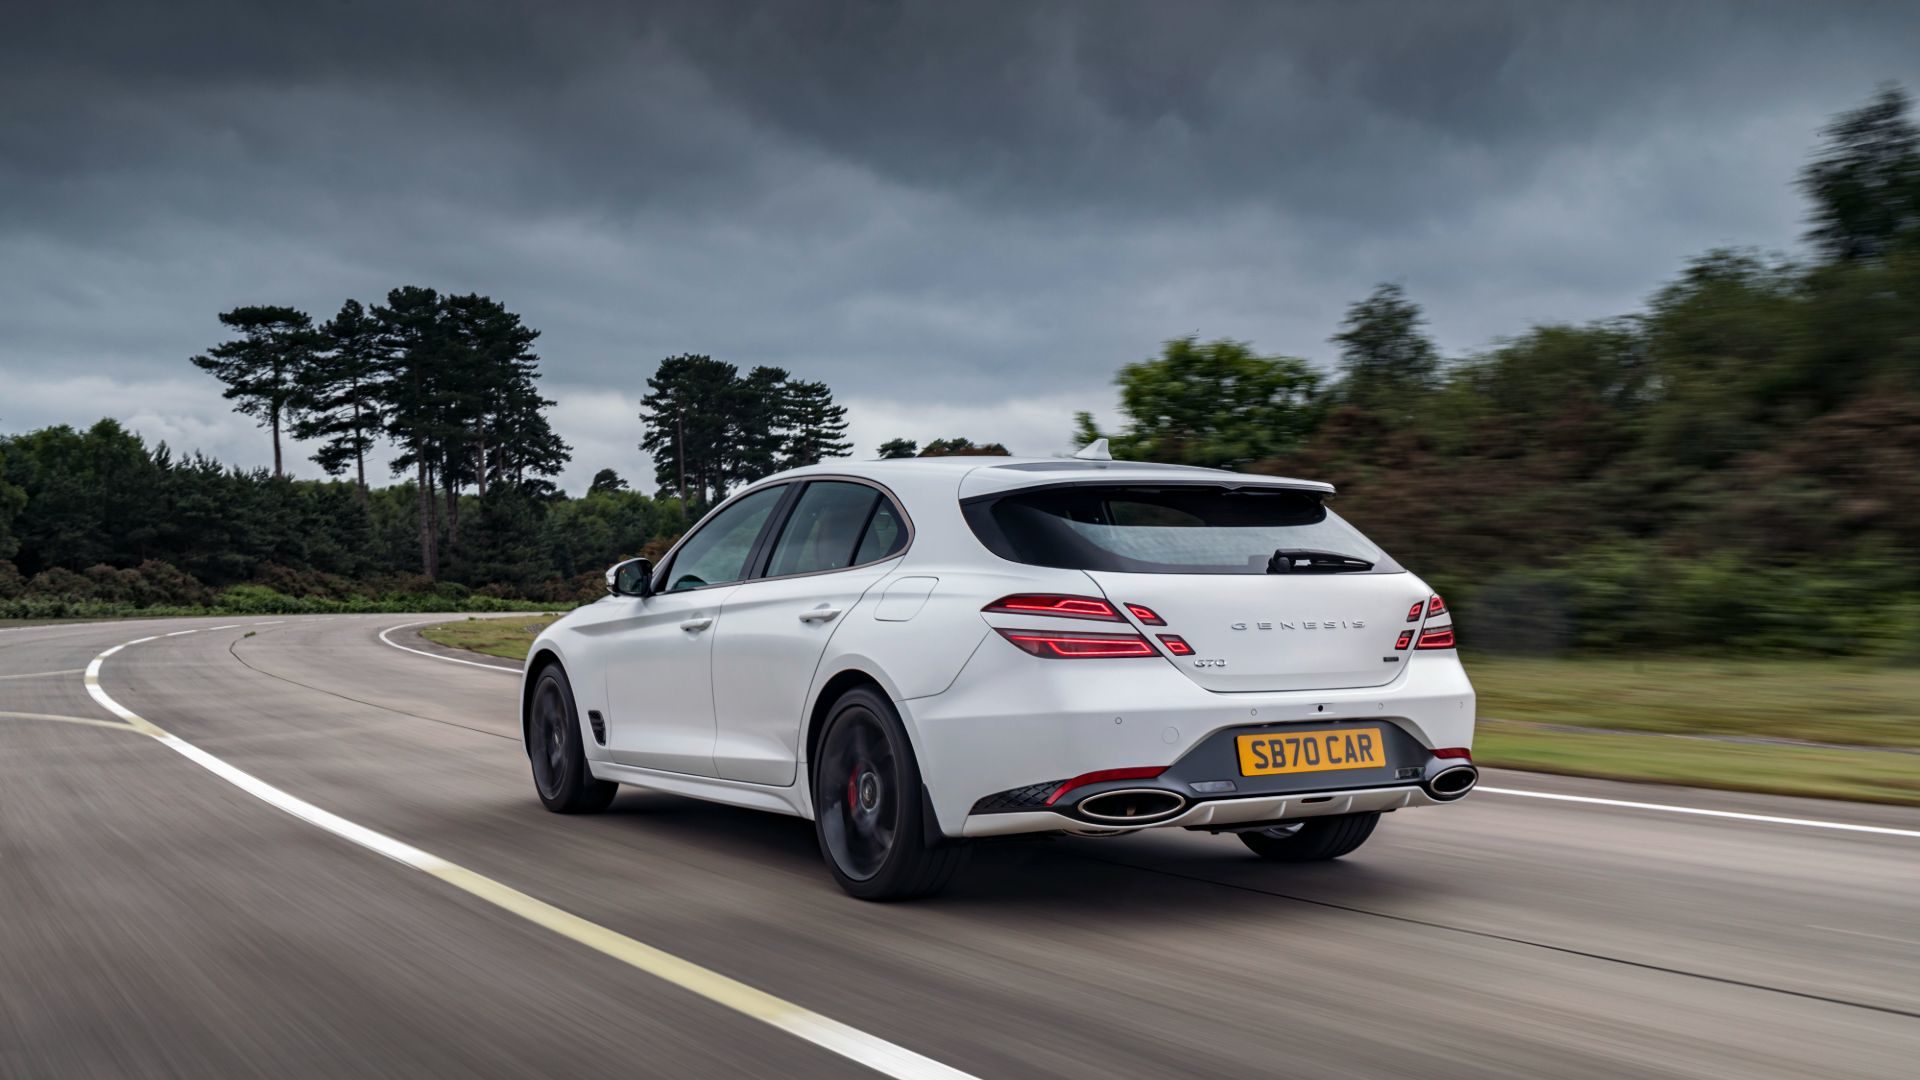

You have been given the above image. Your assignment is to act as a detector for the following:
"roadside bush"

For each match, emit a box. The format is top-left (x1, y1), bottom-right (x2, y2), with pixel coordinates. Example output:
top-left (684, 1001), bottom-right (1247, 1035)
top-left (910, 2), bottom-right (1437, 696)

top-left (25, 566), bottom-right (94, 599)
top-left (251, 562), bottom-right (358, 601)
top-left (84, 564), bottom-right (143, 603)
top-left (0, 560), bottom-right (24, 600)
top-left (130, 560), bottom-right (210, 607)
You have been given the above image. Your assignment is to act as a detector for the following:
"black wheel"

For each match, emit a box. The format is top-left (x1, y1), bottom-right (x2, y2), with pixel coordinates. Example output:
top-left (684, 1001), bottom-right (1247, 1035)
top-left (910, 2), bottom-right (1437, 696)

top-left (812, 687), bottom-right (967, 901)
top-left (1239, 811), bottom-right (1379, 862)
top-left (526, 663), bottom-right (618, 814)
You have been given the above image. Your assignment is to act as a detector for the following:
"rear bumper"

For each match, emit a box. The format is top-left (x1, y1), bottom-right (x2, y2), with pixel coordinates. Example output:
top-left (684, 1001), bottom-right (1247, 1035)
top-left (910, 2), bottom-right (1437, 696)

top-left (899, 641), bottom-right (1476, 839)
top-left (962, 782), bottom-right (1442, 838)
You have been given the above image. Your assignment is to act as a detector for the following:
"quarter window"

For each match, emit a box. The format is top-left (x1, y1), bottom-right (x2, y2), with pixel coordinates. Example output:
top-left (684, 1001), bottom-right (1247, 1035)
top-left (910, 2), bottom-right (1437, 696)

top-left (663, 485), bottom-right (786, 591)
top-left (854, 499), bottom-right (907, 564)
top-left (766, 481), bottom-right (890, 578)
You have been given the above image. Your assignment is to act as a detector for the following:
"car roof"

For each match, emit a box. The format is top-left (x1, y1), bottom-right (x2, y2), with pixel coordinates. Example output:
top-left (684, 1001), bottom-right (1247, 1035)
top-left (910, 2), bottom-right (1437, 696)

top-left (757, 456), bottom-right (1337, 501)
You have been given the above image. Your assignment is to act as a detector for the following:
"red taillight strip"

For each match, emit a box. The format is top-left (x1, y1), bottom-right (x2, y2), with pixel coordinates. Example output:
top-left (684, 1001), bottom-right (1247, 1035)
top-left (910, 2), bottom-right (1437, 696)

top-left (1394, 630), bottom-right (1414, 650)
top-left (1406, 602), bottom-right (1424, 623)
top-left (1124, 603), bottom-right (1165, 625)
top-left (1045, 766), bottom-right (1168, 806)
top-left (1157, 634), bottom-right (1194, 656)
top-left (1415, 627), bottom-right (1455, 649)
top-left (983, 594), bottom-right (1121, 621)
top-left (1428, 595), bottom-right (1447, 616)
top-left (996, 628), bottom-right (1157, 658)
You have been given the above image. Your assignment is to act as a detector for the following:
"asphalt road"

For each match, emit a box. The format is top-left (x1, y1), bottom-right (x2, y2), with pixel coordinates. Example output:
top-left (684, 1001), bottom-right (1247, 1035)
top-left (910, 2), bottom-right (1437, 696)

top-left (2, 614), bottom-right (1916, 1079)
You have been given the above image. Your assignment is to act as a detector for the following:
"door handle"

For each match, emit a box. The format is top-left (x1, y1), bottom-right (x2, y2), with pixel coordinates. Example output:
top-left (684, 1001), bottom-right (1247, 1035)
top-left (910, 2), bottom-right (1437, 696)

top-left (679, 616), bottom-right (713, 632)
top-left (797, 607), bottom-right (842, 623)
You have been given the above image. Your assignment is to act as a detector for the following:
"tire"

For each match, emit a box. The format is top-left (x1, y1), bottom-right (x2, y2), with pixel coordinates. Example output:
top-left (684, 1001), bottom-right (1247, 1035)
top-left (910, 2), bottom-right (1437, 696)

top-left (1239, 811), bottom-right (1379, 862)
top-left (812, 686), bottom-right (968, 901)
top-left (526, 662), bottom-right (618, 814)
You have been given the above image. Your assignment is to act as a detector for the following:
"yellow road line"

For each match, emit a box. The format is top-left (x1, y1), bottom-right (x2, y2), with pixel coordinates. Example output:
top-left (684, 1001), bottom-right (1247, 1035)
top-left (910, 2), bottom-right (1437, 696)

top-left (0, 668), bottom-right (87, 681)
top-left (0, 709), bottom-right (148, 733)
top-left (83, 632), bottom-right (978, 1080)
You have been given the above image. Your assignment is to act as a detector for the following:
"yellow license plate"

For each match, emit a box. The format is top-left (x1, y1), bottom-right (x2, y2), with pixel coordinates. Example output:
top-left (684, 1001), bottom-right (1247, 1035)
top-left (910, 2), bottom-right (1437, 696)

top-left (1236, 727), bottom-right (1384, 776)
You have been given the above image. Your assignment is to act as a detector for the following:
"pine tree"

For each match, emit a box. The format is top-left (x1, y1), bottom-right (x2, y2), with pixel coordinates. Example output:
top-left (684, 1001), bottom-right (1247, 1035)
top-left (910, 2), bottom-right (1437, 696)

top-left (371, 286), bottom-right (449, 578)
top-left (779, 380), bottom-right (851, 468)
top-left (639, 354), bottom-right (738, 508)
top-left (292, 299), bottom-right (384, 496)
top-left (726, 365), bottom-right (791, 487)
top-left (190, 306), bottom-right (318, 478)
top-left (875, 438), bottom-right (918, 459)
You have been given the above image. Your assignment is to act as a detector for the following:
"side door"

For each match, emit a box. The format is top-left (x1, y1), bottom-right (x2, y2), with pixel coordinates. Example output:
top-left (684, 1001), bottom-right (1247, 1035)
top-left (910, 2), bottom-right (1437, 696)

top-left (599, 483), bottom-right (790, 777)
top-left (710, 480), bottom-right (910, 786)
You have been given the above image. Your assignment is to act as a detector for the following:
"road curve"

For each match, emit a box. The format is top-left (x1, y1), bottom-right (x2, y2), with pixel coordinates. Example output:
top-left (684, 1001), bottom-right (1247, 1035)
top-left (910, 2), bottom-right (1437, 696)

top-left (2, 614), bottom-right (1916, 1079)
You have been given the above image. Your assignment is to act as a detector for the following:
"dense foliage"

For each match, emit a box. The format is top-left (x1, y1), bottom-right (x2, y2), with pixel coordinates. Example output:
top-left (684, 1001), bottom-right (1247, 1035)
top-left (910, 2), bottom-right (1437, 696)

top-left (0, 420), bottom-right (682, 618)
top-left (1081, 88), bottom-right (1920, 657)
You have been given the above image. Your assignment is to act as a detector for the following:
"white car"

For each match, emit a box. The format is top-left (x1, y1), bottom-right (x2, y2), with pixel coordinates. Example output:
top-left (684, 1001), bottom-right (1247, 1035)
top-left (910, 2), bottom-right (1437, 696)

top-left (520, 447), bottom-right (1477, 900)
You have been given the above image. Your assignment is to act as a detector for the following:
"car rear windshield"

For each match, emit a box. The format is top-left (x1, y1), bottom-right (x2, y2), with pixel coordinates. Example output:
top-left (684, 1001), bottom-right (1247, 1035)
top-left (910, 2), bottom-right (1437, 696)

top-left (961, 484), bottom-right (1399, 575)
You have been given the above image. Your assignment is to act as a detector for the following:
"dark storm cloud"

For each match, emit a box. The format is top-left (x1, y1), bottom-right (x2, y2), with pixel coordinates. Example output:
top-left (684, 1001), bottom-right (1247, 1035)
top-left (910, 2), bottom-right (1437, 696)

top-left (3, 1), bottom-right (1918, 487)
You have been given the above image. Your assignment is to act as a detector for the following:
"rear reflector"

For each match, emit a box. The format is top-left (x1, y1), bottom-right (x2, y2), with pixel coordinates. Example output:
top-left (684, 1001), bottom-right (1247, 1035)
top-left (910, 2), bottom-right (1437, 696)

top-left (1415, 627), bottom-right (1455, 649)
top-left (984, 594), bottom-right (1121, 621)
top-left (1432, 747), bottom-right (1472, 760)
top-left (996, 628), bottom-right (1157, 658)
top-left (1156, 634), bottom-right (1195, 656)
top-left (1124, 603), bottom-right (1165, 625)
top-left (1045, 766), bottom-right (1168, 806)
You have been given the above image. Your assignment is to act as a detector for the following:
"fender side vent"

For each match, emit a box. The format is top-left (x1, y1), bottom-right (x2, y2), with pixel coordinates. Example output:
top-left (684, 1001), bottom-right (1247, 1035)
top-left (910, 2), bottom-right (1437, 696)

top-left (587, 710), bottom-right (606, 745)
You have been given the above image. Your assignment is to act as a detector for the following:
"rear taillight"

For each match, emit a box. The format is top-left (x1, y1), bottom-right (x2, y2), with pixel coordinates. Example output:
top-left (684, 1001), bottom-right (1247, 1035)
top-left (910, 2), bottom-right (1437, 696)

top-left (1156, 634), bottom-right (1194, 656)
top-left (1394, 630), bottom-right (1414, 650)
top-left (1428, 594), bottom-right (1447, 616)
top-left (983, 594), bottom-right (1120, 621)
top-left (1124, 603), bottom-right (1165, 625)
top-left (996, 628), bottom-right (1156, 658)
top-left (1406, 602), bottom-right (1423, 622)
top-left (1415, 626), bottom-right (1455, 649)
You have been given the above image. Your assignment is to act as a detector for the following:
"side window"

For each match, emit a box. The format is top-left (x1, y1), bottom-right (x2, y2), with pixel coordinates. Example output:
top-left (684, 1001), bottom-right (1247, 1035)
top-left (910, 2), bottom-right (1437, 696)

top-left (663, 485), bottom-right (786, 592)
top-left (766, 482), bottom-right (880, 578)
top-left (854, 498), bottom-right (907, 564)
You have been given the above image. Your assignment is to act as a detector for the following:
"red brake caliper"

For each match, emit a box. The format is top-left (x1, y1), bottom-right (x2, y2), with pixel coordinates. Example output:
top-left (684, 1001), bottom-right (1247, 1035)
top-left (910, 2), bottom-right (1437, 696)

top-left (847, 764), bottom-right (860, 813)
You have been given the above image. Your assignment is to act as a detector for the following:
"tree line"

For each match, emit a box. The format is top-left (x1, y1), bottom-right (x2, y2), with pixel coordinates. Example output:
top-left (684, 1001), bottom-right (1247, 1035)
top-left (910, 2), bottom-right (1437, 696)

top-left (1077, 85), bottom-right (1920, 657)
top-left (189, 288), bottom-right (569, 579)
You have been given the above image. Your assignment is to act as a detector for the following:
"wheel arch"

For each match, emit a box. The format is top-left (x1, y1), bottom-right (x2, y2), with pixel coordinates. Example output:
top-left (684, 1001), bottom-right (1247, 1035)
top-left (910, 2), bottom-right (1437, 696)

top-left (522, 646), bottom-right (565, 745)
top-left (804, 668), bottom-right (890, 782)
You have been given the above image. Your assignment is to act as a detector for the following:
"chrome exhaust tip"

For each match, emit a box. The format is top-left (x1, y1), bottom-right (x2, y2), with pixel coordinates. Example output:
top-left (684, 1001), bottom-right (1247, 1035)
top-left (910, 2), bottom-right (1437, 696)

top-left (1076, 788), bottom-right (1188, 823)
top-left (1426, 764), bottom-right (1480, 801)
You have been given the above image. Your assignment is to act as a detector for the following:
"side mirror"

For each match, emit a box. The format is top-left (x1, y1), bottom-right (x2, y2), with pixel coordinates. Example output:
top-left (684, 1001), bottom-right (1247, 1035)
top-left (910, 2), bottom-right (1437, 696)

top-left (607, 557), bottom-right (654, 598)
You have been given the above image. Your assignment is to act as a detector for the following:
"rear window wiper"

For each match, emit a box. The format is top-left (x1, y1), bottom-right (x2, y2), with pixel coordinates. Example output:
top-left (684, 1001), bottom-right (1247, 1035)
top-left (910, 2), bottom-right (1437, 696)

top-left (1267, 549), bottom-right (1375, 574)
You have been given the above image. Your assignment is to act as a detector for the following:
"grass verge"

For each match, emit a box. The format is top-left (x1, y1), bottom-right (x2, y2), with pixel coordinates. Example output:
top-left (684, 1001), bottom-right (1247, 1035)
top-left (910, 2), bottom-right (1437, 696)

top-left (419, 614), bottom-right (563, 660)
top-left (1475, 719), bottom-right (1920, 805)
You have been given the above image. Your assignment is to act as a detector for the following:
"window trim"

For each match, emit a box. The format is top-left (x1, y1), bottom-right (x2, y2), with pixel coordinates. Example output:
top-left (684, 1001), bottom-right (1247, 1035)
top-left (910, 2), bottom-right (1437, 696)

top-left (744, 476), bottom-right (915, 586)
top-left (651, 482), bottom-right (794, 595)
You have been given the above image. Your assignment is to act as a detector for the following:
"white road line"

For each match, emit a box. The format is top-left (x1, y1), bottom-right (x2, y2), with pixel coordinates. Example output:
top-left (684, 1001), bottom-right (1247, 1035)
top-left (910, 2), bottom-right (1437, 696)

top-left (1478, 786), bottom-right (1920, 839)
top-left (83, 632), bottom-right (977, 1080)
top-left (0, 668), bottom-right (85, 681)
top-left (377, 621), bottom-right (523, 673)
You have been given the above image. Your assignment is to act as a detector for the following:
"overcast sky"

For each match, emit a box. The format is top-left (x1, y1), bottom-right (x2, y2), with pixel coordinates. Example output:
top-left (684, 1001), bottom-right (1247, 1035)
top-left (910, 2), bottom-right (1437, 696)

top-left (4, 1), bottom-right (1917, 492)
